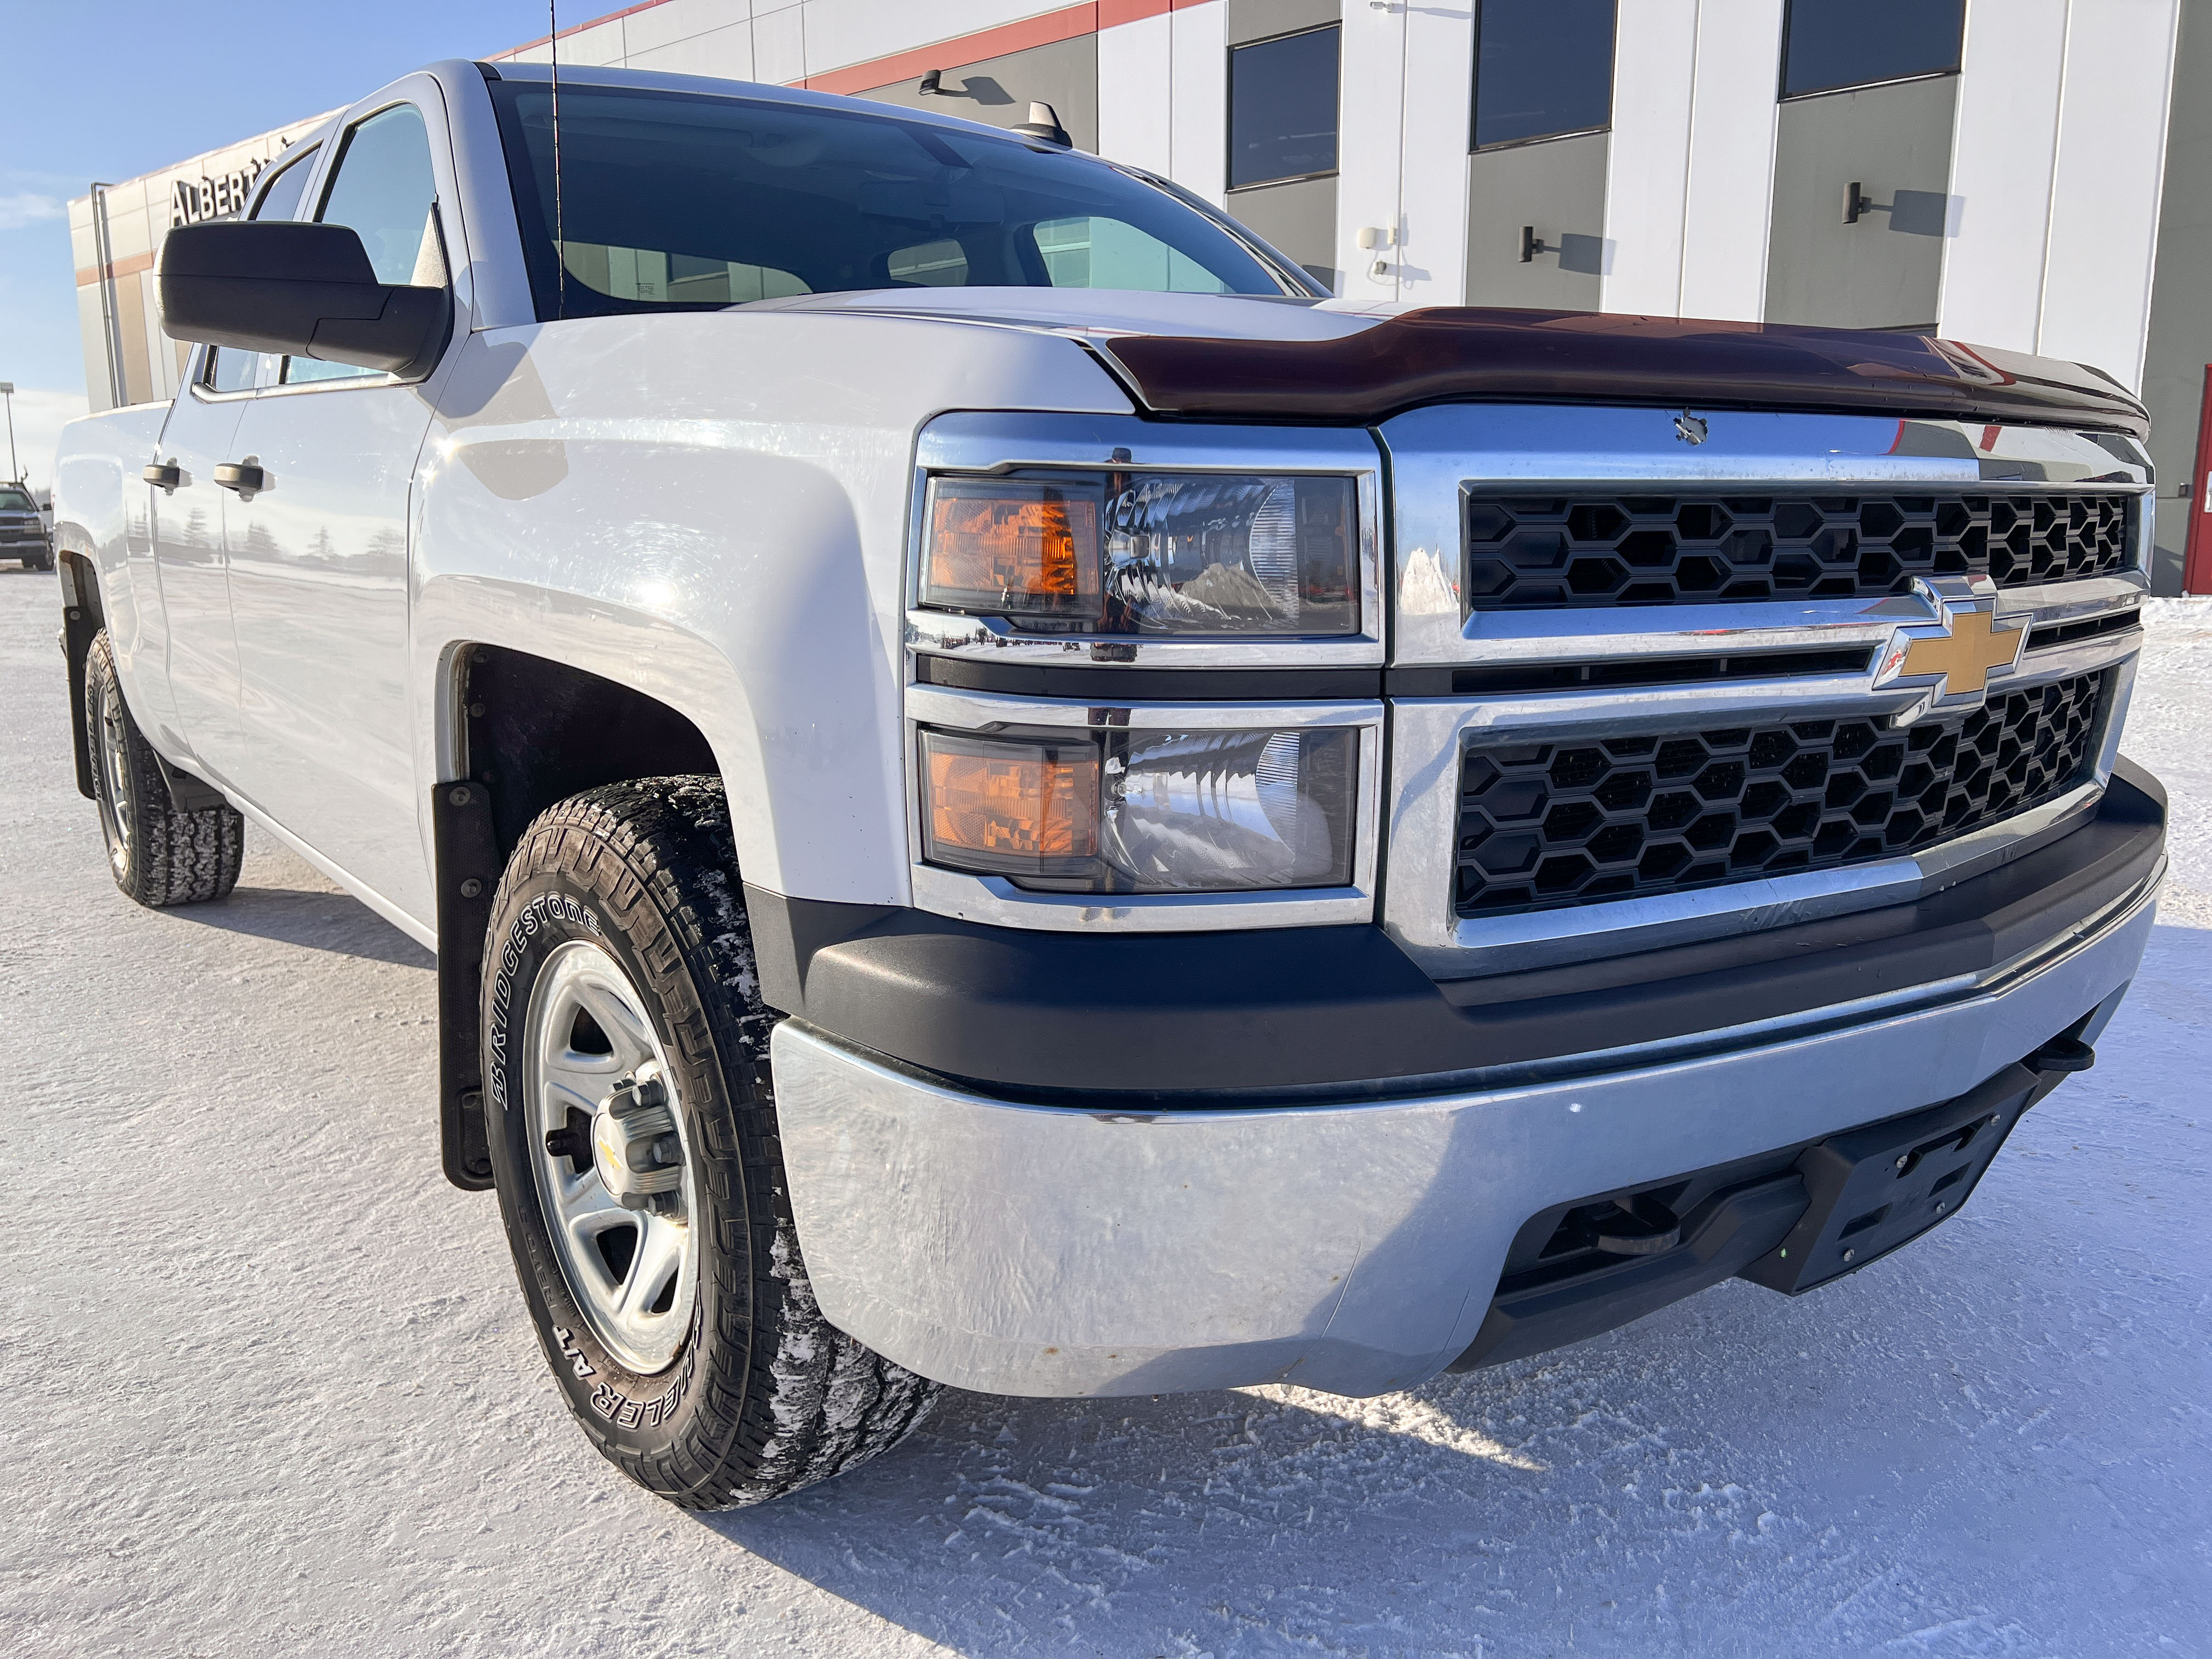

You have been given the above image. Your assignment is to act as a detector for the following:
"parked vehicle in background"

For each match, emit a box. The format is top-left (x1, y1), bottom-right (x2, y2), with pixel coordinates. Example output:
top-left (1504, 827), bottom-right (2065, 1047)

top-left (49, 60), bottom-right (2166, 1511)
top-left (1, 483), bottom-right (51, 570)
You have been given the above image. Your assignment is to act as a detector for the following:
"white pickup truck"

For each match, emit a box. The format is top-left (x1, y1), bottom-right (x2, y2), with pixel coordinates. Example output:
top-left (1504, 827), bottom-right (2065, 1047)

top-left (53, 59), bottom-right (2167, 1509)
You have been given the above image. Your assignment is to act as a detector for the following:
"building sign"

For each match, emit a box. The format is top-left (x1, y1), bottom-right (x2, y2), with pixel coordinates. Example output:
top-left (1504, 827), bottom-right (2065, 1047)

top-left (170, 139), bottom-right (290, 227)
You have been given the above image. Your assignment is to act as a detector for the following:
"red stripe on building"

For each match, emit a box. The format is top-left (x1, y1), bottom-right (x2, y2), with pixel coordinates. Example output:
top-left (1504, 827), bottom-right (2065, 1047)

top-left (803, 5), bottom-right (1101, 96)
top-left (494, 0), bottom-right (1217, 79)
top-left (75, 251), bottom-right (156, 288)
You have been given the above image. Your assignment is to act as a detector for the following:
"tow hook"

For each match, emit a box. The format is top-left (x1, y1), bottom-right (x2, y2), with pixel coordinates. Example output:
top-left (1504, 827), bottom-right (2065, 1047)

top-left (2030, 1036), bottom-right (2096, 1074)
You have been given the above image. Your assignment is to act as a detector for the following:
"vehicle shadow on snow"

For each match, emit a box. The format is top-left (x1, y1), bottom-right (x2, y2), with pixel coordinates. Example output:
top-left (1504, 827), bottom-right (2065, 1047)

top-left (177, 879), bottom-right (435, 970)
top-left (695, 931), bottom-right (2208, 1655)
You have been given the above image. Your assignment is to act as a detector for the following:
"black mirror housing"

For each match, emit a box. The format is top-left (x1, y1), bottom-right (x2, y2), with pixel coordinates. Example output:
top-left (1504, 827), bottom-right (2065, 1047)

top-left (157, 221), bottom-right (450, 379)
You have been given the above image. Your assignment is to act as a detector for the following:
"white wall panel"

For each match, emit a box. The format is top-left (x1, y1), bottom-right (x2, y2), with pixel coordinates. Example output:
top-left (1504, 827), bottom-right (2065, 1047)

top-left (622, 0), bottom-right (751, 58)
top-left (1097, 14), bottom-right (1175, 175)
top-left (751, 3), bottom-right (808, 83)
top-left (630, 21), bottom-right (758, 81)
top-left (1397, 0), bottom-right (1474, 303)
top-left (1599, 0), bottom-right (1696, 315)
top-left (1936, 0), bottom-right (2068, 353)
top-left (1334, 0), bottom-right (1404, 303)
top-left (1677, 0), bottom-right (1783, 322)
top-left (802, 0), bottom-right (1057, 78)
top-left (1168, 1), bottom-right (1229, 207)
top-left (559, 19), bottom-right (630, 65)
top-left (2038, 0), bottom-right (2181, 391)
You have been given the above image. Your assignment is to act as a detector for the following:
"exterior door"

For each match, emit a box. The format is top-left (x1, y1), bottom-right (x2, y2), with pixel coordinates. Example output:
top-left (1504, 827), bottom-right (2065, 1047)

top-left (222, 98), bottom-right (447, 922)
top-left (148, 364), bottom-right (251, 778)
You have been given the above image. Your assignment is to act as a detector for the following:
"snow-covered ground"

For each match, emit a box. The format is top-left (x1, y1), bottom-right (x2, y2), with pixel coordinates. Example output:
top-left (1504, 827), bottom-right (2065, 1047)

top-left (3, 573), bottom-right (2206, 1658)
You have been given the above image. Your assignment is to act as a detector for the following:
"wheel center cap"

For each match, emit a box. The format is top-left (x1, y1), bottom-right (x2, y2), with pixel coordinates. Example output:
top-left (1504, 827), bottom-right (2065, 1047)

top-left (591, 1069), bottom-right (684, 1212)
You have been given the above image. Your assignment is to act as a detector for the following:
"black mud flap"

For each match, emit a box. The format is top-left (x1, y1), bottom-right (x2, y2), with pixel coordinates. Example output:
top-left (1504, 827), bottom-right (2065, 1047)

top-left (1740, 1058), bottom-right (2066, 1295)
top-left (431, 781), bottom-right (501, 1192)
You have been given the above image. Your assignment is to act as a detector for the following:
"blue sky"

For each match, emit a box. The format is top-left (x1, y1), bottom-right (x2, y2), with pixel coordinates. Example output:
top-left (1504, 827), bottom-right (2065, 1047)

top-left (0, 1), bottom-right (553, 410)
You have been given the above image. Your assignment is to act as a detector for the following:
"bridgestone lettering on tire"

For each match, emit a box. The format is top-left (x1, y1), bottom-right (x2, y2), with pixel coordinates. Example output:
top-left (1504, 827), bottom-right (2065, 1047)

top-left (84, 628), bottom-right (244, 908)
top-left (481, 777), bottom-right (938, 1508)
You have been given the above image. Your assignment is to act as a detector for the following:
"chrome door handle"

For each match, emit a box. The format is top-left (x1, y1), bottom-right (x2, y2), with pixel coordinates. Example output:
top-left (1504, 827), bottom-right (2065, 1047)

top-left (143, 460), bottom-right (182, 493)
top-left (213, 459), bottom-right (267, 498)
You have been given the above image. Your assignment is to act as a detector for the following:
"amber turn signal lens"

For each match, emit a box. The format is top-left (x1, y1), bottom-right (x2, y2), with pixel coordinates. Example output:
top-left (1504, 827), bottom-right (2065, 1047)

top-left (923, 481), bottom-right (1101, 617)
top-left (921, 733), bottom-right (1099, 876)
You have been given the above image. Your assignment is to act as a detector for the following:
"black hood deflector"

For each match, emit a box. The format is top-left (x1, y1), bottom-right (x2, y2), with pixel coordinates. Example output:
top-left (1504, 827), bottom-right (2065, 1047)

top-left (1088, 308), bottom-right (2149, 440)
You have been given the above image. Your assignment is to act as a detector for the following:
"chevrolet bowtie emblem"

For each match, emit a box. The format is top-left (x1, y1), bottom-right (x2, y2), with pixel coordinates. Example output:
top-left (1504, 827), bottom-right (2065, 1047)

top-left (1874, 581), bottom-right (2027, 719)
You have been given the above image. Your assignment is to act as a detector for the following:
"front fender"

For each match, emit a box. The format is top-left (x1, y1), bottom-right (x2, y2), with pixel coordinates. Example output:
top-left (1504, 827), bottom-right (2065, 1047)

top-left (411, 313), bottom-right (1132, 904)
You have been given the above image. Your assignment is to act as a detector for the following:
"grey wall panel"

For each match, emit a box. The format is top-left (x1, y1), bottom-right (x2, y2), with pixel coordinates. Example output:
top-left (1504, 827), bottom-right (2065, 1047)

top-left (859, 36), bottom-right (1100, 154)
top-left (1765, 75), bottom-right (1958, 331)
top-left (1463, 132), bottom-right (1608, 311)
top-left (1225, 174), bottom-right (1340, 291)
top-left (2139, 0), bottom-right (2212, 593)
top-left (1229, 0), bottom-right (1341, 46)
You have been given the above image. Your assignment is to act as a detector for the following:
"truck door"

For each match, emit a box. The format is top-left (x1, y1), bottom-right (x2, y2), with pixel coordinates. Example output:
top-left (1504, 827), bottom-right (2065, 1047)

top-left (148, 366), bottom-right (249, 775)
top-left (146, 141), bottom-right (323, 788)
top-left (220, 97), bottom-right (447, 924)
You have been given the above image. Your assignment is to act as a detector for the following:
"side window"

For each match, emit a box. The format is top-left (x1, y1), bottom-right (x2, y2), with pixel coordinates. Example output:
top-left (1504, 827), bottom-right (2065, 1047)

top-left (1780, 0), bottom-right (1965, 99)
top-left (253, 144), bottom-right (320, 224)
top-left (1030, 217), bottom-right (1229, 294)
top-left (556, 243), bottom-right (809, 303)
top-left (203, 143), bottom-right (323, 395)
top-left (1471, 0), bottom-right (1617, 149)
top-left (286, 104), bottom-right (441, 385)
top-left (1227, 26), bottom-right (1341, 190)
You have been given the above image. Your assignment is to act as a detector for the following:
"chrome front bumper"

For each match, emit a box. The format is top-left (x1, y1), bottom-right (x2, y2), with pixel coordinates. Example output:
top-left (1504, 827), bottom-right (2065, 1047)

top-left (772, 862), bottom-right (2160, 1401)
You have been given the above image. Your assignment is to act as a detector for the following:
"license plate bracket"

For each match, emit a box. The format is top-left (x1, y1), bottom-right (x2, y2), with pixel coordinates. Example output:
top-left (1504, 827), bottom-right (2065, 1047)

top-left (1741, 1060), bottom-right (2057, 1295)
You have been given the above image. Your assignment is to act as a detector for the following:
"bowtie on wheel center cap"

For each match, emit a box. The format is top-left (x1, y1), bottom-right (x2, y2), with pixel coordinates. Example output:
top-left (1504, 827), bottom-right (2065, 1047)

top-left (591, 1066), bottom-right (685, 1215)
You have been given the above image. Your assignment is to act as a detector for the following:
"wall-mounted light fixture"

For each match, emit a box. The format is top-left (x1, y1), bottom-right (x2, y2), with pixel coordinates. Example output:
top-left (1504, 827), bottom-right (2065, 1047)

top-left (1518, 225), bottom-right (1553, 263)
top-left (1357, 224), bottom-right (1397, 279)
top-left (918, 69), bottom-right (944, 95)
top-left (1842, 182), bottom-right (1891, 225)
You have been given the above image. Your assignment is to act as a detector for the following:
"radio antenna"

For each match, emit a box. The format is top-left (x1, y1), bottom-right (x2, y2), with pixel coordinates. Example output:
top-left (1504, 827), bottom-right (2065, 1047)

top-left (548, 0), bottom-right (567, 319)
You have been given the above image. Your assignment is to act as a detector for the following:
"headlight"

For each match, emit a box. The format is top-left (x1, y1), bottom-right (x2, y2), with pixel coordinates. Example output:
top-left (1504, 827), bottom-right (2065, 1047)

top-left (920, 725), bottom-right (1356, 893)
top-left (921, 470), bottom-right (1358, 636)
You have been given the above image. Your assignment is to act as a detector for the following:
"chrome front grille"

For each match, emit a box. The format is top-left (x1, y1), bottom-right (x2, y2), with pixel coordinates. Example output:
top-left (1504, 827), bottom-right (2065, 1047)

top-left (1464, 488), bottom-right (2131, 609)
top-left (1381, 404), bottom-right (2151, 977)
top-left (1453, 670), bottom-right (2108, 917)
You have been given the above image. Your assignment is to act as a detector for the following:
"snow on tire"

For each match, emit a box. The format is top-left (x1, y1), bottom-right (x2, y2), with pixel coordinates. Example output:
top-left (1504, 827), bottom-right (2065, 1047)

top-left (480, 776), bottom-right (938, 1509)
top-left (83, 628), bottom-right (244, 908)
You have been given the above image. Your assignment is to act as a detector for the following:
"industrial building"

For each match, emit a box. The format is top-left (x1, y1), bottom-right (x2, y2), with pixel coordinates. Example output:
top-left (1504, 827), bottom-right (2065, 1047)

top-left (70, 0), bottom-right (2212, 590)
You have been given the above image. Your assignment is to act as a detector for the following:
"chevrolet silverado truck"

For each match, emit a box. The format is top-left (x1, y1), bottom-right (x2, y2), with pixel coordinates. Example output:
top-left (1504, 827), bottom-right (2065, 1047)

top-left (51, 59), bottom-right (2166, 1509)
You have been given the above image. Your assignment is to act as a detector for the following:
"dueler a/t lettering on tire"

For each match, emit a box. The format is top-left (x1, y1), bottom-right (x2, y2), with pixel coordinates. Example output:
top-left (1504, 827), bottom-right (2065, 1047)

top-left (480, 777), bottom-right (938, 1508)
top-left (83, 628), bottom-right (244, 907)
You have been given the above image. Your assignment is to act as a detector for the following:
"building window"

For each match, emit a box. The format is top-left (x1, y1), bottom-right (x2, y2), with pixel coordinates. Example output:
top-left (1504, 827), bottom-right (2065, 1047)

top-left (1471, 0), bottom-right (1617, 151)
top-left (1228, 25), bottom-right (1340, 190)
top-left (1780, 0), bottom-right (1965, 100)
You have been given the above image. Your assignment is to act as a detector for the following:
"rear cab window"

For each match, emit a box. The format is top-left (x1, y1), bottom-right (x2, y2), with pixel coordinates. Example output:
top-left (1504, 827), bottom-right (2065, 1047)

top-left (201, 142), bottom-right (321, 394)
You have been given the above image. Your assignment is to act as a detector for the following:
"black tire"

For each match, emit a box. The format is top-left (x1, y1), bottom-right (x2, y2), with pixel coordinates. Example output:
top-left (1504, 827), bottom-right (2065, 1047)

top-left (84, 629), bottom-right (245, 907)
top-left (481, 777), bottom-right (939, 1509)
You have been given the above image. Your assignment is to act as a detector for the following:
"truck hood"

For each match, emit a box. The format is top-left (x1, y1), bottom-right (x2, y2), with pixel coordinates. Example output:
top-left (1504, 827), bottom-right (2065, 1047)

top-left (747, 288), bottom-right (2149, 441)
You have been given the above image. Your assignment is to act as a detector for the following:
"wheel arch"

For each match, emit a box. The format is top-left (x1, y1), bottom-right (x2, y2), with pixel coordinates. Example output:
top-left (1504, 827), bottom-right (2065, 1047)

top-left (428, 636), bottom-right (732, 1192)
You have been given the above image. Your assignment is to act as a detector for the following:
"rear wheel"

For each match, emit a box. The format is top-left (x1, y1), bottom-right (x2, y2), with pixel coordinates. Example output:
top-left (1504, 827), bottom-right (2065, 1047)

top-left (84, 629), bottom-right (244, 907)
top-left (482, 777), bottom-right (938, 1508)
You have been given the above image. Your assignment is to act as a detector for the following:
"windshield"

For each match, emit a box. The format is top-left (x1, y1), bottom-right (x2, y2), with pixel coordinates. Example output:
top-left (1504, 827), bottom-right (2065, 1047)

top-left (487, 81), bottom-right (1305, 318)
top-left (0, 489), bottom-right (34, 511)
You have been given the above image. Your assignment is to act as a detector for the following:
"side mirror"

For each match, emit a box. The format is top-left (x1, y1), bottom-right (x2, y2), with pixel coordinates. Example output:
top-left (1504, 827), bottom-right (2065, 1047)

top-left (157, 221), bottom-right (449, 379)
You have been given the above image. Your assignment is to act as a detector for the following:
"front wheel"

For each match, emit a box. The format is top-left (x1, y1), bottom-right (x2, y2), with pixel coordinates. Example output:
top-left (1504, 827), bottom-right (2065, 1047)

top-left (481, 777), bottom-right (938, 1508)
top-left (83, 628), bottom-right (244, 907)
